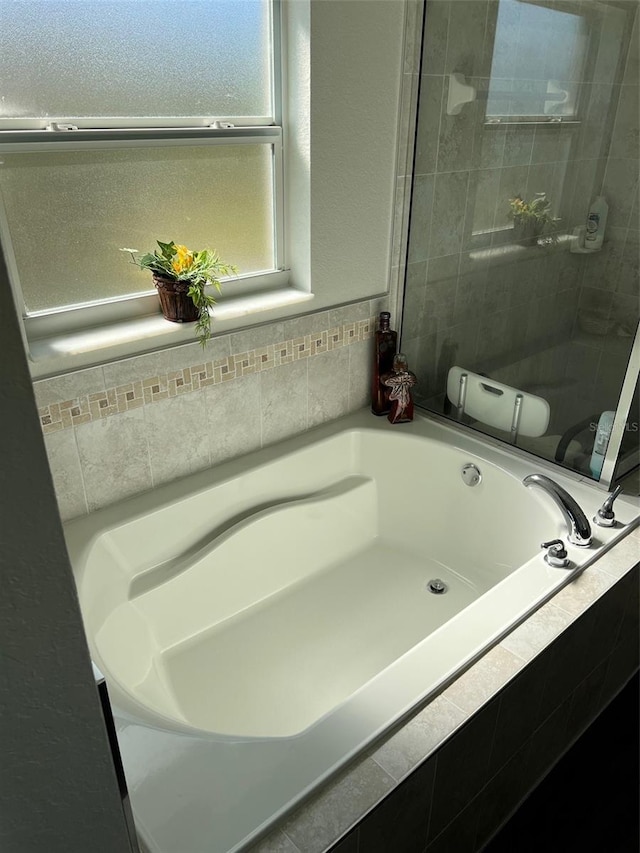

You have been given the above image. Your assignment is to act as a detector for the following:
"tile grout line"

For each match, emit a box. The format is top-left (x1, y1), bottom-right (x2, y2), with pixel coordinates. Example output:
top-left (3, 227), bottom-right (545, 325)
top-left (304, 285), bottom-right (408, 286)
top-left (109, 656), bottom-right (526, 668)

top-left (70, 423), bottom-right (90, 518)
top-left (280, 828), bottom-right (303, 853)
top-left (38, 317), bottom-right (376, 436)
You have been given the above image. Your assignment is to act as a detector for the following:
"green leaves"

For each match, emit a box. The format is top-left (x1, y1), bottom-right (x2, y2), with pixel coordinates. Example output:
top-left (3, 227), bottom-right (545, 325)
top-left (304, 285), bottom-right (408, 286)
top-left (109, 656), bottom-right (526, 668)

top-left (509, 193), bottom-right (558, 226)
top-left (508, 193), bottom-right (561, 244)
top-left (156, 240), bottom-right (177, 262)
top-left (509, 192), bottom-right (551, 221)
top-left (121, 239), bottom-right (238, 347)
top-left (189, 286), bottom-right (217, 347)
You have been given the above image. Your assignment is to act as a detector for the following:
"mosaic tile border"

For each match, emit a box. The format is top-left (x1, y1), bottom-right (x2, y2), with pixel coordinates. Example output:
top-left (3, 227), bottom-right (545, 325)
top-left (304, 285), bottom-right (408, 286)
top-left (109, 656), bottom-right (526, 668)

top-left (38, 317), bottom-right (375, 434)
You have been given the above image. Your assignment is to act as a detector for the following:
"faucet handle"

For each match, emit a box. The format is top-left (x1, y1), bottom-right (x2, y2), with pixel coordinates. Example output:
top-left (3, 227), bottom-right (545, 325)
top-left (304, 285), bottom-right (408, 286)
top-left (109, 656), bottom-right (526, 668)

top-left (541, 539), bottom-right (571, 568)
top-left (593, 484), bottom-right (623, 528)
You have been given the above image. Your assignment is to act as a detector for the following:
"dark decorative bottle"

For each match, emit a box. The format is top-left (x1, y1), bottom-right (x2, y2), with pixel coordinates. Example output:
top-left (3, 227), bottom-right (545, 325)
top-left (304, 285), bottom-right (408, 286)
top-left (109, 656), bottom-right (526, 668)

top-left (382, 353), bottom-right (417, 424)
top-left (371, 311), bottom-right (397, 415)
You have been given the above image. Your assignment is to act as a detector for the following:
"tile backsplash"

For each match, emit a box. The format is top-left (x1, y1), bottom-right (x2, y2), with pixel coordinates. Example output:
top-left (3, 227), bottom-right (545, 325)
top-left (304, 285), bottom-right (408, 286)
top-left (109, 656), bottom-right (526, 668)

top-left (36, 300), bottom-right (388, 520)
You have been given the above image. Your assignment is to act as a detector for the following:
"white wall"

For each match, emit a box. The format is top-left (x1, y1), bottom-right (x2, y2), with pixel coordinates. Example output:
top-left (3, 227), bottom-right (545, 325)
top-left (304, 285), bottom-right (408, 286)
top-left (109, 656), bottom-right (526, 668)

top-left (309, 0), bottom-right (405, 305)
top-left (0, 258), bottom-right (134, 850)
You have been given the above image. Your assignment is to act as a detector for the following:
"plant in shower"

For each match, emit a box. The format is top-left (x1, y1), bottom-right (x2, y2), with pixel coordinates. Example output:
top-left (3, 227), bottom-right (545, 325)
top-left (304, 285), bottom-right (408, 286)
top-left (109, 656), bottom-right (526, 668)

top-left (509, 193), bottom-right (560, 243)
top-left (121, 241), bottom-right (238, 346)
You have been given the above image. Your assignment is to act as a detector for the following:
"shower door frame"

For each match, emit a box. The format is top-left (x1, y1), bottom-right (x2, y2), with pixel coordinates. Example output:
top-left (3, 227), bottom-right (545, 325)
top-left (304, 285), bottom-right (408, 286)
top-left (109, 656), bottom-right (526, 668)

top-left (599, 324), bottom-right (640, 490)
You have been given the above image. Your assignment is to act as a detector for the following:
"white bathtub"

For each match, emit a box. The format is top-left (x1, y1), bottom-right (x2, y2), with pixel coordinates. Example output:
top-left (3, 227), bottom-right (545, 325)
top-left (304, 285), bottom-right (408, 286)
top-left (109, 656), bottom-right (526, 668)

top-left (65, 410), bottom-right (639, 853)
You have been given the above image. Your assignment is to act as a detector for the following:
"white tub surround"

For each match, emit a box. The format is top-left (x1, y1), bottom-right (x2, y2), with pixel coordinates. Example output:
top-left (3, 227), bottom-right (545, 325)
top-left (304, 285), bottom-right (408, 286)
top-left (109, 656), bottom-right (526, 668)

top-left (65, 410), bottom-right (639, 853)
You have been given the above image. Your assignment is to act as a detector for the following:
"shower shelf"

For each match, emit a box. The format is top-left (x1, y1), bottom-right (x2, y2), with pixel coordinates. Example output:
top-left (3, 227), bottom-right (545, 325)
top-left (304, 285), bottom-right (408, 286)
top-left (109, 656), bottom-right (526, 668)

top-left (466, 233), bottom-right (574, 267)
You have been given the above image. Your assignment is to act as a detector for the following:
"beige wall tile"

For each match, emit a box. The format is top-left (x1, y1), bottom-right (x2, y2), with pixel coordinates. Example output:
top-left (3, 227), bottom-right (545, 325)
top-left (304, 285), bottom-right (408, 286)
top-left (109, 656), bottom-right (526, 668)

top-left (43, 428), bottom-right (87, 521)
top-left (308, 348), bottom-right (351, 428)
top-left (260, 360), bottom-right (308, 447)
top-left (75, 409), bottom-right (152, 512)
top-left (102, 350), bottom-right (171, 388)
top-left (349, 339), bottom-right (373, 412)
top-left (205, 373), bottom-right (262, 465)
top-left (144, 392), bottom-right (210, 487)
top-left (34, 366), bottom-right (105, 408)
top-left (170, 335), bottom-right (231, 372)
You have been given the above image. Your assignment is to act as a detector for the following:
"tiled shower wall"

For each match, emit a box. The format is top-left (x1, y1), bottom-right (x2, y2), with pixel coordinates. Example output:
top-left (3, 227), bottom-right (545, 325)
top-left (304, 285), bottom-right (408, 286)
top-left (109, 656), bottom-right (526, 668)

top-left (577, 3), bottom-right (640, 417)
top-left (403, 0), bottom-right (639, 409)
top-left (35, 301), bottom-right (388, 520)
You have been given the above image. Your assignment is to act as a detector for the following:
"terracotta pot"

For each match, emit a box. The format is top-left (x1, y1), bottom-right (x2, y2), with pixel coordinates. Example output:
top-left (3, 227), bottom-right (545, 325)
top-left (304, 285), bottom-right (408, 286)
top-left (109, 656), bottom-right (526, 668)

top-left (152, 274), bottom-right (199, 323)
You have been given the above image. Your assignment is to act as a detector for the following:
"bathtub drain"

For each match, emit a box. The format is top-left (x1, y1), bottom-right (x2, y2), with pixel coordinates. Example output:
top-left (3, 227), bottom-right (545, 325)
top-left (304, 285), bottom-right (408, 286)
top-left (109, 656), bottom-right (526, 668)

top-left (461, 463), bottom-right (482, 486)
top-left (427, 578), bottom-right (448, 594)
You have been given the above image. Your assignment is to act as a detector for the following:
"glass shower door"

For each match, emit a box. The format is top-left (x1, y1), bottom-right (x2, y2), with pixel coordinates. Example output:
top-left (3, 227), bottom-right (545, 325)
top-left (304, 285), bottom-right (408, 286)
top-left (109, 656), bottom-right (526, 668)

top-left (402, 0), bottom-right (639, 485)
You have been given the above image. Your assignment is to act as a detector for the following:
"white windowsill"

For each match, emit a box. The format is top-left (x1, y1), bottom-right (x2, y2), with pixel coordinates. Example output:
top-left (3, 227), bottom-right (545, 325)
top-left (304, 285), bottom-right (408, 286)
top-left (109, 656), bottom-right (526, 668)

top-left (28, 286), bottom-right (314, 380)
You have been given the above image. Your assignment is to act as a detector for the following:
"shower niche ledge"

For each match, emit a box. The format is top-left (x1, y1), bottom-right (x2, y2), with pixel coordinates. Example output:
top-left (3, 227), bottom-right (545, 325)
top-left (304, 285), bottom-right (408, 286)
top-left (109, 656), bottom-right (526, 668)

top-left (465, 232), bottom-right (578, 267)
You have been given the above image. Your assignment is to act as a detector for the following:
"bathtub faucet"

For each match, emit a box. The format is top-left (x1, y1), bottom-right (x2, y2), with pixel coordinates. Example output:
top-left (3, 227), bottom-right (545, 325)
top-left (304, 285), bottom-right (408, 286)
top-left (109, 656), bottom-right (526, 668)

top-left (523, 474), bottom-right (592, 548)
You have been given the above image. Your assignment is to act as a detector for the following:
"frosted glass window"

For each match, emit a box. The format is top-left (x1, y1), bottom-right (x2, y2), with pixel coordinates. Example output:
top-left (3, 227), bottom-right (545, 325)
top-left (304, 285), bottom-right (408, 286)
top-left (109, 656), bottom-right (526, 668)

top-left (0, 144), bottom-right (275, 312)
top-left (0, 0), bottom-right (272, 121)
top-left (487, 0), bottom-right (588, 117)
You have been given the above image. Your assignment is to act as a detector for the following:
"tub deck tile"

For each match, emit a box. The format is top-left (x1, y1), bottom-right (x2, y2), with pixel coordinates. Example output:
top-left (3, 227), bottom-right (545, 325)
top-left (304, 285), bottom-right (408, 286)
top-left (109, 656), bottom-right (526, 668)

top-left (246, 830), bottom-right (302, 853)
top-left (281, 757), bottom-right (394, 853)
top-left (371, 695), bottom-right (467, 783)
top-left (499, 602), bottom-right (575, 662)
top-left (440, 645), bottom-right (526, 715)
top-left (551, 566), bottom-right (617, 617)
top-left (597, 528), bottom-right (640, 580)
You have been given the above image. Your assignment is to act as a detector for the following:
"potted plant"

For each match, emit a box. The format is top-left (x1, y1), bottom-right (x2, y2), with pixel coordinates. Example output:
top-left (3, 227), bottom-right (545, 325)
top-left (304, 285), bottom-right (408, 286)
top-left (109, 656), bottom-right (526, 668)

top-left (121, 241), bottom-right (237, 346)
top-left (508, 193), bottom-right (560, 244)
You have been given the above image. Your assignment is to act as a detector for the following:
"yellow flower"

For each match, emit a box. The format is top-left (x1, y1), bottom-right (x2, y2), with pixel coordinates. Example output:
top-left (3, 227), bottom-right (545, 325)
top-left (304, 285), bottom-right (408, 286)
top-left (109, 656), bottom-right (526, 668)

top-left (171, 244), bottom-right (194, 274)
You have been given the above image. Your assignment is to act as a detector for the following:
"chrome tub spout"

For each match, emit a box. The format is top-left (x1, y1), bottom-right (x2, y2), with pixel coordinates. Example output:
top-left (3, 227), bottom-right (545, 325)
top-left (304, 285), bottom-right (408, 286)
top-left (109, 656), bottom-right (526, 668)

top-left (523, 473), bottom-right (592, 547)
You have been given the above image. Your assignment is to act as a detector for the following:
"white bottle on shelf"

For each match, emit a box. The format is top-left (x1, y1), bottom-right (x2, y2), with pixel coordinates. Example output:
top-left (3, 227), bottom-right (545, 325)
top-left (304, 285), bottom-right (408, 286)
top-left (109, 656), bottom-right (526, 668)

top-left (584, 195), bottom-right (608, 250)
top-left (590, 410), bottom-right (615, 479)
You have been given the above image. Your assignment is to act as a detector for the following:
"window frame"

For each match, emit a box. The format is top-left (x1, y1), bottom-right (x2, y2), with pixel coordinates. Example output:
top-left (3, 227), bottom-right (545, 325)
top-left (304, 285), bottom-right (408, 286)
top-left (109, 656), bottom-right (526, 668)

top-left (0, 0), bottom-right (293, 363)
top-left (481, 0), bottom-right (594, 127)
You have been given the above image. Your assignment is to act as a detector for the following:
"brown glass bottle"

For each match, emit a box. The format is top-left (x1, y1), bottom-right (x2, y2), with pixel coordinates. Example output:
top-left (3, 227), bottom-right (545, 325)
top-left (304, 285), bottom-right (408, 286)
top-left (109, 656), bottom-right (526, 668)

top-left (371, 311), bottom-right (397, 415)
